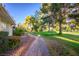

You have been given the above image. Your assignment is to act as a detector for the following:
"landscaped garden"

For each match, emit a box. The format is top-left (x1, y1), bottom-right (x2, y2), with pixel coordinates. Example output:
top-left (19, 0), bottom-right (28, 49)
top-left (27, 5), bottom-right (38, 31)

top-left (1, 3), bottom-right (79, 56)
top-left (33, 31), bottom-right (79, 55)
top-left (0, 36), bottom-right (20, 55)
top-left (0, 29), bottom-right (24, 55)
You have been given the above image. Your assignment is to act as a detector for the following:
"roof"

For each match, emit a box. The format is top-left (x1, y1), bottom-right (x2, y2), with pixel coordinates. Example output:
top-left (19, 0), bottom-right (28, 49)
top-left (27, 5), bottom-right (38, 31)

top-left (0, 4), bottom-right (15, 25)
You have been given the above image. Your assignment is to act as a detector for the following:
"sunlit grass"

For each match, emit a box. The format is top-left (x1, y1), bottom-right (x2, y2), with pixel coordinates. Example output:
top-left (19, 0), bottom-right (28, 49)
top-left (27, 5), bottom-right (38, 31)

top-left (54, 36), bottom-right (79, 47)
top-left (33, 31), bottom-right (79, 47)
top-left (63, 32), bottom-right (79, 35)
top-left (55, 36), bottom-right (79, 44)
top-left (33, 31), bottom-right (79, 55)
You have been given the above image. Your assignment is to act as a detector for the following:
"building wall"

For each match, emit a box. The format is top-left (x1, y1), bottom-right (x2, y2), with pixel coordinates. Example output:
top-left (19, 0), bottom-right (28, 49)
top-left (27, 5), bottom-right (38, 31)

top-left (8, 25), bottom-right (13, 36)
top-left (0, 21), bottom-right (6, 31)
top-left (0, 4), bottom-right (15, 36)
top-left (0, 20), bottom-right (13, 36)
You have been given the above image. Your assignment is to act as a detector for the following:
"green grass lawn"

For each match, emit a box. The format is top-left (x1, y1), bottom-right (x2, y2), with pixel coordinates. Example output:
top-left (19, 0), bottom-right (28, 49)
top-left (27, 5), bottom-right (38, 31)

top-left (33, 31), bottom-right (79, 55)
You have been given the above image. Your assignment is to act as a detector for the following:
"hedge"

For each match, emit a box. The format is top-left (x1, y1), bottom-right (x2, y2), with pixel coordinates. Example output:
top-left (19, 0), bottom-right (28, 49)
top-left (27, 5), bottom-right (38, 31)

top-left (0, 36), bottom-right (20, 53)
top-left (0, 31), bottom-right (8, 36)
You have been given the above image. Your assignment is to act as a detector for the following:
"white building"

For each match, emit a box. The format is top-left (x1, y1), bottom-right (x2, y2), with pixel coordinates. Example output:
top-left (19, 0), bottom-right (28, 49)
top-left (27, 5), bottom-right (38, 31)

top-left (0, 4), bottom-right (15, 36)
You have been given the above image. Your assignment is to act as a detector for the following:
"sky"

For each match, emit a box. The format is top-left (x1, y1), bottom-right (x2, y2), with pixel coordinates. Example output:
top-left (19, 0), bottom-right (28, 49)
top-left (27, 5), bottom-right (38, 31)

top-left (5, 3), bottom-right (41, 24)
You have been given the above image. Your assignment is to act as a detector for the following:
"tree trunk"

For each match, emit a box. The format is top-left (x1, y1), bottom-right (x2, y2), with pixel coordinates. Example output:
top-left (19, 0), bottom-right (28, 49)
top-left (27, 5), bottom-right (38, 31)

top-left (49, 11), bottom-right (55, 30)
top-left (48, 23), bottom-right (50, 31)
top-left (59, 19), bottom-right (62, 34)
top-left (59, 14), bottom-right (62, 34)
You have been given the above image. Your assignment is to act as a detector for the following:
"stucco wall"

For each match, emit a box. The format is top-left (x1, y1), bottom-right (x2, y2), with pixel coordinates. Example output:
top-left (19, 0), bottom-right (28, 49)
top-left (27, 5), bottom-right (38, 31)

top-left (0, 20), bottom-right (13, 36)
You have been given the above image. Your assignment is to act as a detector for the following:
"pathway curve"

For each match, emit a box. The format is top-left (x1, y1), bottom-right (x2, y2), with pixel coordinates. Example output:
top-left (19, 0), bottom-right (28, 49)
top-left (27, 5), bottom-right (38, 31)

top-left (0, 35), bottom-right (50, 56)
top-left (24, 36), bottom-right (50, 56)
top-left (11, 35), bottom-right (35, 56)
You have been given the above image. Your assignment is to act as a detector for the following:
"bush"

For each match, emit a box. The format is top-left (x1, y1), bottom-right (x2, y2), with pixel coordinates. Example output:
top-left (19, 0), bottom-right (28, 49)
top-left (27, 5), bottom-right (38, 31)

top-left (13, 28), bottom-right (25, 36)
top-left (0, 31), bottom-right (8, 36)
top-left (0, 36), bottom-right (20, 53)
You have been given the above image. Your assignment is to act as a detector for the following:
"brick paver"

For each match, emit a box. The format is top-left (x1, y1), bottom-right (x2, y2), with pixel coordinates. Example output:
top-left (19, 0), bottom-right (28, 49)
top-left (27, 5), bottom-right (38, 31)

top-left (24, 36), bottom-right (50, 56)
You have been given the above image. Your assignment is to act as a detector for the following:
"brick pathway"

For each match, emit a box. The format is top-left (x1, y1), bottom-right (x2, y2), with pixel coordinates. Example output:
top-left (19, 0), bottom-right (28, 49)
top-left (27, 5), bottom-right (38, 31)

top-left (12, 35), bottom-right (35, 56)
top-left (0, 35), bottom-right (49, 56)
top-left (0, 35), bottom-right (35, 56)
top-left (24, 36), bottom-right (50, 56)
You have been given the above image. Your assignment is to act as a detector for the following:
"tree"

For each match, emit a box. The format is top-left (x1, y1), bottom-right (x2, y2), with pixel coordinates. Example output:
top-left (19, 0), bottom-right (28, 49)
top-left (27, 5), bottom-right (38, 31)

top-left (68, 4), bottom-right (79, 23)
top-left (68, 3), bottom-right (79, 31)
top-left (41, 3), bottom-right (68, 34)
top-left (23, 16), bottom-right (33, 32)
top-left (40, 4), bottom-right (55, 31)
top-left (23, 15), bottom-right (42, 32)
top-left (34, 10), bottom-right (44, 32)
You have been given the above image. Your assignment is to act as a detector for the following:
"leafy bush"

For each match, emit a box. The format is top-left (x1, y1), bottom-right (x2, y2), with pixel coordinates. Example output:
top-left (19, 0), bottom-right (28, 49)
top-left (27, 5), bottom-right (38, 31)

top-left (0, 31), bottom-right (8, 36)
top-left (13, 28), bottom-right (25, 36)
top-left (0, 36), bottom-right (20, 53)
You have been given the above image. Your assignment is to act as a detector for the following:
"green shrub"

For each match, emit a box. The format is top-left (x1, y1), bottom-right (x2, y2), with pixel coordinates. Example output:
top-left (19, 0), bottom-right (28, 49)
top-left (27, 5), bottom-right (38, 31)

top-left (13, 28), bottom-right (25, 36)
top-left (0, 36), bottom-right (20, 53)
top-left (0, 31), bottom-right (8, 36)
